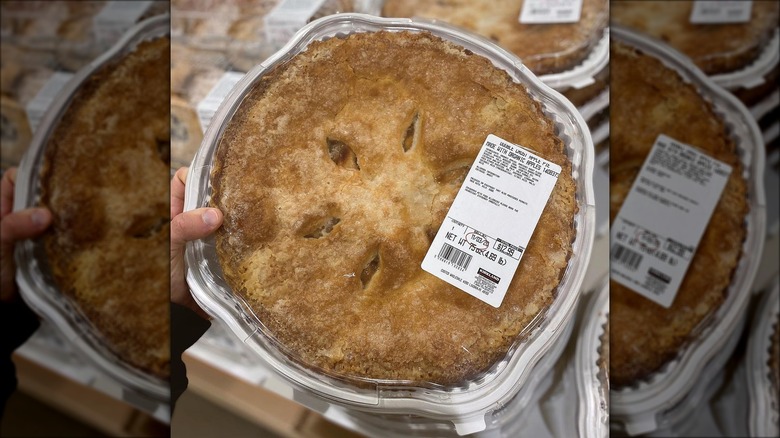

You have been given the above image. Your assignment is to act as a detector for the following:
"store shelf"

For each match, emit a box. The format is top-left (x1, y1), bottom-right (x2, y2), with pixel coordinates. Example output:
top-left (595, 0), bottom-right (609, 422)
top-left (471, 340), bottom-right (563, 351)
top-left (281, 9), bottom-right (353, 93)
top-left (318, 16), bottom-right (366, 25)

top-left (11, 353), bottom-right (167, 437)
top-left (179, 352), bottom-right (359, 438)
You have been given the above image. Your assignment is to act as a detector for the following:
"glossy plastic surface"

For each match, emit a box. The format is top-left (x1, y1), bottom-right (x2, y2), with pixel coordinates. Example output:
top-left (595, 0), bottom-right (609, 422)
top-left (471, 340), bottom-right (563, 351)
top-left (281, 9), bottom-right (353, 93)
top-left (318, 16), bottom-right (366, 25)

top-left (13, 15), bottom-right (170, 403)
top-left (610, 25), bottom-right (766, 436)
top-left (185, 13), bottom-right (594, 433)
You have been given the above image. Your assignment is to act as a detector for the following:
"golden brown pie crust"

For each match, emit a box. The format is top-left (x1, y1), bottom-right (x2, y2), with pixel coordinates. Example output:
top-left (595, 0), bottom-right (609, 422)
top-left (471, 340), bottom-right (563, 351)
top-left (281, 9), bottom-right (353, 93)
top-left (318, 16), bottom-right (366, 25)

top-left (612, 0), bottom-right (779, 75)
top-left (382, 0), bottom-right (608, 75)
top-left (610, 41), bottom-right (748, 387)
top-left (211, 31), bottom-right (577, 385)
top-left (40, 37), bottom-right (171, 379)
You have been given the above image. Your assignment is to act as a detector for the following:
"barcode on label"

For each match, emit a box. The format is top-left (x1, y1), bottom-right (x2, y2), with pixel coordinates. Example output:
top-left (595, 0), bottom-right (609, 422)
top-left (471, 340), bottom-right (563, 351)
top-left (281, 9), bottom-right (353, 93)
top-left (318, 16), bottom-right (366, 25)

top-left (438, 243), bottom-right (472, 271)
top-left (612, 243), bottom-right (642, 270)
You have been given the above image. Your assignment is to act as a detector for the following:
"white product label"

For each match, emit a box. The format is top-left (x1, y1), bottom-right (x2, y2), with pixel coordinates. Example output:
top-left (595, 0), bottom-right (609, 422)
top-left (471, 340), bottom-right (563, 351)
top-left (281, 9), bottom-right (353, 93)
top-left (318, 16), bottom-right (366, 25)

top-left (519, 0), bottom-right (583, 24)
top-left (25, 72), bottom-right (73, 132)
top-left (421, 134), bottom-right (561, 308)
top-left (610, 134), bottom-right (732, 308)
top-left (196, 71), bottom-right (245, 134)
top-left (690, 1), bottom-right (752, 24)
top-left (93, 1), bottom-right (153, 48)
top-left (264, 0), bottom-right (327, 50)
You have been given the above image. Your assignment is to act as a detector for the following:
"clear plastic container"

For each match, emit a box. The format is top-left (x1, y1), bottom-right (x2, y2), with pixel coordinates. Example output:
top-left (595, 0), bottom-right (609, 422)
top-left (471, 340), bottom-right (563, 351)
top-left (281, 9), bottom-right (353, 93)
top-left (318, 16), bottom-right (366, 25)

top-left (637, 310), bottom-right (749, 437)
top-left (485, 314), bottom-right (577, 437)
top-left (609, 25), bottom-right (767, 436)
top-left (576, 278), bottom-right (609, 438)
top-left (611, 1), bottom-right (778, 78)
top-left (712, 29), bottom-right (780, 91)
top-left (379, 0), bottom-right (609, 89)
top-left (13, 15), bottom-right (170, 405)
top-left (747, 276), bottom-right (780, 437)
top-left (576, 86), bottom-right (609, 125)
top-left (539, 28), bottom-right (609, 92)
top-left (335, 314), bottom-right (576, 437)
top-left (560, 63), bottom-right (609, 109)
top-left (185, 13), bottom-right (594, 435)
top-left (592, 131), bottom-right (609, 238)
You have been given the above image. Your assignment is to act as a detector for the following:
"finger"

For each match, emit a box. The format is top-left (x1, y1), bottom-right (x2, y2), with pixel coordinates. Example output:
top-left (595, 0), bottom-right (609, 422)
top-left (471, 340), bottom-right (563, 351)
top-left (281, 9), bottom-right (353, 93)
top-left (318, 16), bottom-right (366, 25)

top-left (170, 207), bottom-right (222, 247)
top-left (0, 208), bottom-right (52, 246)
top-left (1, 167), bottom-right (18, 219)
top-left (170, 166), bottom-right (188, 219)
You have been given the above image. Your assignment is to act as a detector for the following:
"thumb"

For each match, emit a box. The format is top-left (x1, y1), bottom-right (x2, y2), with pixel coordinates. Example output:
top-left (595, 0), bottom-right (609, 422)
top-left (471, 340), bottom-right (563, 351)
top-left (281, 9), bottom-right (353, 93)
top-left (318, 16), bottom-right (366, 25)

top-left (1, 208), bottom-right (52, 245)
top-left (171, 208), bottom-right (223, 247)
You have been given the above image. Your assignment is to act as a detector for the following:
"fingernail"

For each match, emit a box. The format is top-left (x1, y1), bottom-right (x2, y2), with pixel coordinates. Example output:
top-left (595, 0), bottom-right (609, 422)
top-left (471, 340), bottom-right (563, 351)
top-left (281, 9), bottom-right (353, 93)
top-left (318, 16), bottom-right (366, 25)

top-left (31, 209), bottom-right (49, 227)
top-left (202, 209), bottom-right (219, 227)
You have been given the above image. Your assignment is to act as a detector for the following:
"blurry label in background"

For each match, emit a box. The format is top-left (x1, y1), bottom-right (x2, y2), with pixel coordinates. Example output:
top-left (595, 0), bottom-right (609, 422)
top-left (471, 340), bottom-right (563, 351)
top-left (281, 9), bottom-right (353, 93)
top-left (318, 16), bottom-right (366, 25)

top-left (25, 72), bottom-right (74, 132)
top-left (519, 0), bottom-right (583, 24)
top-left (422, 134), bottom-right (560, 308)
top-left (264, 0), bottom-right (328, 50)
top-left (690, 0), bottom-right (752, 24)
top-left (196, 71), bottom-right (245, 134)
top-left (610, 134), bottom-right (732, 308)
top-left (93, 0), bottom-right (153, 48)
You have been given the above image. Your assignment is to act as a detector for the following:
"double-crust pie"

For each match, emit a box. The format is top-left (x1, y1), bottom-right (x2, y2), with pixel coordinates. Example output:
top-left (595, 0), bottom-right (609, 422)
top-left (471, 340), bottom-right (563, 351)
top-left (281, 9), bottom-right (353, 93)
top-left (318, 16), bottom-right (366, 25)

top-left (41, 37), bottom-right (171, 379)
top-left (610, 41), bottom-right (748, 387)
top-left (382, 0), bottom-right (608, 75)
top-left (612, 0), bottom-right (779, 75)
top-left (211, 31), bottom-right (577, 385)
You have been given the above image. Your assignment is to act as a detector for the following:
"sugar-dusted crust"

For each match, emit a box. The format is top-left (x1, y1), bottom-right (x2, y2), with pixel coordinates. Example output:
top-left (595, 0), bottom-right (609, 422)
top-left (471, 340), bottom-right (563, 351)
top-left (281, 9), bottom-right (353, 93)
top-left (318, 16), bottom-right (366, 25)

top-left (382, 0), bottom-right (608, 75)
top-left (610, 41), bottom-right (748, 388)
top-left (211, 31), bottom-right (577, 385)
top-left (40, 37), bottom-right (171, 379)
top-left (612, 0), bottom-right (779, 75)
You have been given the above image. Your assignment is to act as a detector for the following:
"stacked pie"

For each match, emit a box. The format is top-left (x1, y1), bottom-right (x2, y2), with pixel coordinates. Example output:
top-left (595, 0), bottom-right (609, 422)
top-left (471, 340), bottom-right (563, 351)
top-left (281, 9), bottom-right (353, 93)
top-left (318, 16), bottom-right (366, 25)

top-left (610, 41), bottom-right (748, 387)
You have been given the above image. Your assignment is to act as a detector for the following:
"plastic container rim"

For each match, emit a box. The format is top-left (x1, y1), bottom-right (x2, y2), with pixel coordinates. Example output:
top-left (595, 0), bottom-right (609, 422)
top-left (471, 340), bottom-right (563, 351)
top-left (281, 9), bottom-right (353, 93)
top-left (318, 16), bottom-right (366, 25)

top-left (184, 13), bottom-right (595, 427)
top-left (609, 24), bottom-right (766, 430)
top-left (12, 14), bottom-right (171, 403)
top-left (576, 277), bottom-right (609, 438)
top-left (747, 276), bottom-right (780, 437)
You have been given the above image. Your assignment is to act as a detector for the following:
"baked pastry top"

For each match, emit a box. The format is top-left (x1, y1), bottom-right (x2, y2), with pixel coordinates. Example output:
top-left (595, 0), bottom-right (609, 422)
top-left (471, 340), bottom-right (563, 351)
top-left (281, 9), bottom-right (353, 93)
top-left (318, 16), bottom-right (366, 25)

top-left (382, 0), bottom-right (608, 75)
top-left (211, 31), bottom-right (577, 385)
top-left (41, 37), bottom-right (170, 379)
top-left (610, 41), bottom-right (748, 387)
top-left (612, 0), bottom-right (779, 74)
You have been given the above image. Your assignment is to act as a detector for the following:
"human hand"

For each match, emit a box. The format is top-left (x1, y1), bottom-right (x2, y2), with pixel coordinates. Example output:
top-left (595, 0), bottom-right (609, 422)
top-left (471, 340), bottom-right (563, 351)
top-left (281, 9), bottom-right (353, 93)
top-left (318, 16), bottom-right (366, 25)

top-left (170, 167), bottom-right (223, 319)
top-left (1, 167), bottom-right (52, 302)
